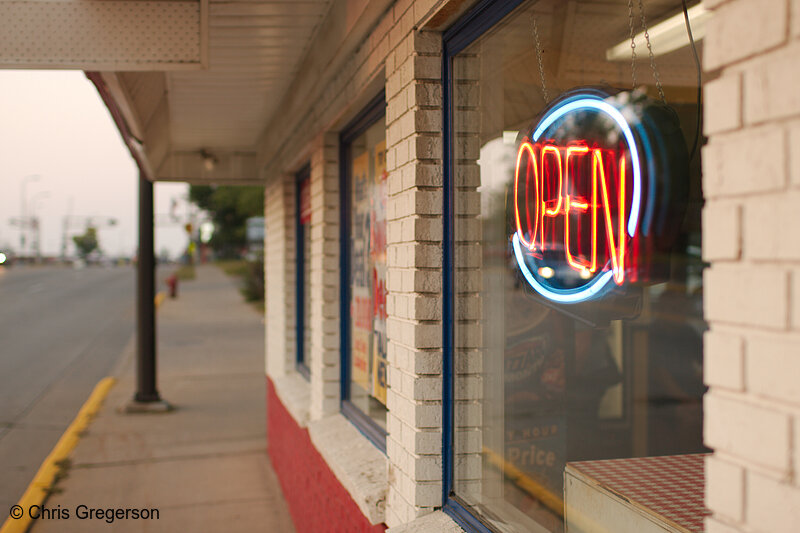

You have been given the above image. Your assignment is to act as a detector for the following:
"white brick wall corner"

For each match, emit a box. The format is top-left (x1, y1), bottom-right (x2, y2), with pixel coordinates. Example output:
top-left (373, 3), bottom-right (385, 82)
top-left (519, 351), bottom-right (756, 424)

top-left (384, 15), bottom-right (445, 528)
top-left (265, 175), bottom-right (296, 379)
top-left (309, 132), bottom-right (341, 421)
top-left (703, 2), bottom-right (800, 532)
top-left (704, 0), bottom-right (788, 71)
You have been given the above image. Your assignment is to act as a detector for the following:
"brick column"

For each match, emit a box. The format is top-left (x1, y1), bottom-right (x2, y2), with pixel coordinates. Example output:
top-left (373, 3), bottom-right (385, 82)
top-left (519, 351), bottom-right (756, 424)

top-left (308, 132), bottom-right (342, 421)
top-left (384, 28), bottom-right (445, 527)
top-left (702, 1), bottom-right (800, 531)
top-left (265, 176), bottom-right (296, 378)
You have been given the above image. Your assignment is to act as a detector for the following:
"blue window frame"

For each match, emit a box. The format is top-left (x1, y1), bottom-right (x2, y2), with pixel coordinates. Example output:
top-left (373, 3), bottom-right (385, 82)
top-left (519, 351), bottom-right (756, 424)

top-left (339, 92), bottom-right (388, 453)
top-left (296, 164), bottom-right (311, 380)
top-left (442, 1), bottom-right (526, 531)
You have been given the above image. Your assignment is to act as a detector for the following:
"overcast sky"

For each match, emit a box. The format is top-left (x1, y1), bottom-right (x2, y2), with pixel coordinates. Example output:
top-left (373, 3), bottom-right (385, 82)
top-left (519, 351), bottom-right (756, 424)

top-left (0, 70), bottom-right (190, 259)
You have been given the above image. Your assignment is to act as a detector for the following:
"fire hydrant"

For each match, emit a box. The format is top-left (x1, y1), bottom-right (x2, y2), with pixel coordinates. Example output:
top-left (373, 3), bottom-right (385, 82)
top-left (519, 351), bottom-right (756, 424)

top-left (166, 274), bottom-right (179, 299)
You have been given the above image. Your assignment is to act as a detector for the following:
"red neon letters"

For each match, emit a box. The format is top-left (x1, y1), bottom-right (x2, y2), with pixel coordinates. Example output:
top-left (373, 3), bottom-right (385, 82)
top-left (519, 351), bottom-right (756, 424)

top-left (514, 139), bottom-right (628, 285)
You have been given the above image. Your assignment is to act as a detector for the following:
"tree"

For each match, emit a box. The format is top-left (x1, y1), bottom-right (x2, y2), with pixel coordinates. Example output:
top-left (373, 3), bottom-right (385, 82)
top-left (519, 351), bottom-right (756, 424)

top-left (189, 185), bottom-right (264, 258)
top-left (73, 226), bottom-right (99, 259)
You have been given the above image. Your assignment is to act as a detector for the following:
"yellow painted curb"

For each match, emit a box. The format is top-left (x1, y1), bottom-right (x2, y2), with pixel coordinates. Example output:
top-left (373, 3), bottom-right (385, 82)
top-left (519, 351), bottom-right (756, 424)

top-left (154, 291), bottom-right (166, 309)
top-left (0, 377), bottom-right (117, 533)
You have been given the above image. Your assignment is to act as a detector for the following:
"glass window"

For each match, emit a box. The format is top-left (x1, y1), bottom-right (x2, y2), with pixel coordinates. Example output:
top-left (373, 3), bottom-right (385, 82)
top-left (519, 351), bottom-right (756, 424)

top-left (341, 97), bottom-right (388, 448)
top-left (446, 1), bottom-right (708, 531)
top-left (296, 166), bottom-right (311, 379)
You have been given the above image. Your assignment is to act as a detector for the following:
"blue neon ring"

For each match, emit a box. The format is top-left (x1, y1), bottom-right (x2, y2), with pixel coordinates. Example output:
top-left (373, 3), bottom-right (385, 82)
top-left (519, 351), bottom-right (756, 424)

top-left (513, 234), bottom-right (616, 303)
top-left (516, 94), bottom-right (642, 303)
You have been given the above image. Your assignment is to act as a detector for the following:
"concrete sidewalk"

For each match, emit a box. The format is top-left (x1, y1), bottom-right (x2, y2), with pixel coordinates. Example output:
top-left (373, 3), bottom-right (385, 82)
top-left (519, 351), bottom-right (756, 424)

top-left (30, 265), bottom-right (294, 533)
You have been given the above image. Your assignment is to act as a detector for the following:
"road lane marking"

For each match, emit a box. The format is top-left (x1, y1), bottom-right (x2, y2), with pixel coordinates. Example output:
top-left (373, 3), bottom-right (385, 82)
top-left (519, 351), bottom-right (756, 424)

top-left (0, 377), bottom-right (116, 533)
top-left (28, 283), bottom-right (44, 294)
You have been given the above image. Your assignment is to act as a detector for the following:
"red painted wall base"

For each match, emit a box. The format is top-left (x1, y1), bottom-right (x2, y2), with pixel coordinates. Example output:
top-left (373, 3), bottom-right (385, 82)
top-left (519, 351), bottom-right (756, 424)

top-left (267, 377), bottom-right (387, 533)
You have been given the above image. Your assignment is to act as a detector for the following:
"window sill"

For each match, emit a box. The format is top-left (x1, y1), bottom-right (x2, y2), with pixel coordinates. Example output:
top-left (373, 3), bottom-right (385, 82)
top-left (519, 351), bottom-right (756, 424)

top-left (386, 511), bottom-right (465, 533)
top-left (308, 414), bottom-right (388, 525)
top-left (271, 372), bottom-right (310, 428)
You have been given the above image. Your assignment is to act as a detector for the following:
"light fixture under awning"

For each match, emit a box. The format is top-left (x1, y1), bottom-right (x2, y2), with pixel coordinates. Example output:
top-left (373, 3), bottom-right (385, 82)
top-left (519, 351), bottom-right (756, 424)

top-left (605, 4), bottom-right (710, 61)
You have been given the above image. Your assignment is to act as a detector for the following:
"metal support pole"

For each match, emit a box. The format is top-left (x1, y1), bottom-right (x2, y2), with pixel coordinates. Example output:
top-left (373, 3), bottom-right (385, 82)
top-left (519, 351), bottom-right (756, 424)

top-left (135, 172), bottom-right (160, 403)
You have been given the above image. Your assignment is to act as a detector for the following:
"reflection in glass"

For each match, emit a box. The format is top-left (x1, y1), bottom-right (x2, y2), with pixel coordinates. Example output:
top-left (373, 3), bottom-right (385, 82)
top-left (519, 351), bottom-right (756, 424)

top-left (450, 2), bottom-right (707, 531)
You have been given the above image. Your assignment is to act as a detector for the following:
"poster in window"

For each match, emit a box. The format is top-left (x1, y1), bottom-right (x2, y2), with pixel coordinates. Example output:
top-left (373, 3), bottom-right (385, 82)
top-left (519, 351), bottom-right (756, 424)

top-left (352, 287), bottom-right (371, 389)
top-left (371, 140), bottom-right (388, 405)
top-left (351, 151), bottom-right (371, 390)
top-left (351, 152), bottom-right (370, 288)
top-left (299, 178), bottom-right (311, 224)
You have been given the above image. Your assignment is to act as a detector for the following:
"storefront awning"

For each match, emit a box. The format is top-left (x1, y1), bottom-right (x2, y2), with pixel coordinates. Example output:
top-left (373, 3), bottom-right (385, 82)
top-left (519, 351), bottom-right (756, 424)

top-left (1, 0), bottom-right (334, 184)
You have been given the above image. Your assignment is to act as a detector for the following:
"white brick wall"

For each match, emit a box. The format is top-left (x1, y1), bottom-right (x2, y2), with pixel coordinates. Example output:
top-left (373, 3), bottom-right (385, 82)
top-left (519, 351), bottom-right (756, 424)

top-left (261, 0), bottom-right (800, 531)
top-left (385, 17), bottom-right (446, 527)
top-left (703, 1), bottom-right (800, 532)
top-left (704, 73), bottom-right (742, 135)
top-left (264, 132), bottom-right (341, 425)
top-left (265, 175), bottom-right (296, 379)
top-left (308, 133), bottom-right (341, 421)
top-left (704, 0), bottom-right (788, 70)
top-left (263, 1), bottom-right (800, 532)
top-left (262, 2), bottom-right (453, 528)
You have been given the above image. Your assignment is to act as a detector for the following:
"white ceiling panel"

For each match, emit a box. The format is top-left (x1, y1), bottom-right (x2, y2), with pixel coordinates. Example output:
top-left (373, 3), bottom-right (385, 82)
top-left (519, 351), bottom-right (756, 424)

top-left (165, 0), bottom-right (331, 151)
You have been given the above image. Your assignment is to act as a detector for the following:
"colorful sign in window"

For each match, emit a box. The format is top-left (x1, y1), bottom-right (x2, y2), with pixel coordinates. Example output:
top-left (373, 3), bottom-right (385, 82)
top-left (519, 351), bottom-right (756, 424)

top-left (512, 92), bottom-right (645, 304)
top-left (344, 107), bottom-right (389, 438)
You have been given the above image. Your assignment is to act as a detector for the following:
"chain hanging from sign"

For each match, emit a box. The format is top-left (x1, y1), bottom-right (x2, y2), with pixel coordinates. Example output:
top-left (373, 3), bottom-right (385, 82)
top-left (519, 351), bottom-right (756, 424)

top-left (530, 12), bottom-right (549, 104)
top-left (627, 0), bottom-right (666, 102)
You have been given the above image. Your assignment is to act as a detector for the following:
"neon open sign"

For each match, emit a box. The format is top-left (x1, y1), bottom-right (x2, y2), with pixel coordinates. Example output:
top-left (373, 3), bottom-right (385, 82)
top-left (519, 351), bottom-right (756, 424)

top-left (512, 93), bottom-right (644, 304)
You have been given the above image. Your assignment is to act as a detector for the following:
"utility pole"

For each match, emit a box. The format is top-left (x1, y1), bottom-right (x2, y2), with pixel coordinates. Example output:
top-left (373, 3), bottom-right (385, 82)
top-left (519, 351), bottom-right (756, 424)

top-left (61, 197), bottom-right (73, 261)
top-left (61, 212), bottom-right (117, 261)
top-left (30, 191), bottom-right (49, 262)
top-left (19, 174), bottom-right (41, 258)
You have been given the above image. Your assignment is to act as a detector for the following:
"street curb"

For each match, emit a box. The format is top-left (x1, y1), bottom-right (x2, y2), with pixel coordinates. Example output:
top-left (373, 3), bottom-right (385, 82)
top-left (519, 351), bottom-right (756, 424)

top-left (0, 377), bottom-right (117, 533)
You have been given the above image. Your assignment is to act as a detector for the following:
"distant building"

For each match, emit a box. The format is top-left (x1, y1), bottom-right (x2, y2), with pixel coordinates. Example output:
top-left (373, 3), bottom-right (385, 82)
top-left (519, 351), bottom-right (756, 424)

top-left (245, 216), bottom-right (265, 261)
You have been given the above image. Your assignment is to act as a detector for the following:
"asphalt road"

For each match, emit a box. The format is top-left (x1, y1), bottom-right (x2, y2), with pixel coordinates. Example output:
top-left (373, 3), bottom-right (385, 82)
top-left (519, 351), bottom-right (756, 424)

top-left (0, 265), bottom-right (136, 514)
